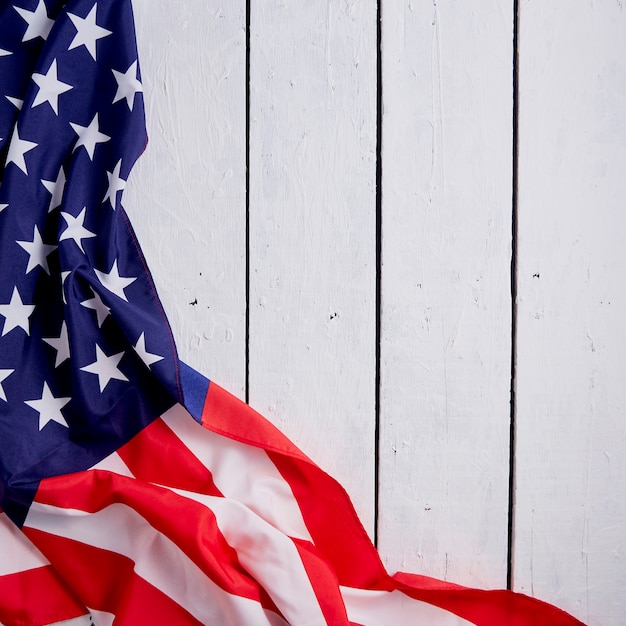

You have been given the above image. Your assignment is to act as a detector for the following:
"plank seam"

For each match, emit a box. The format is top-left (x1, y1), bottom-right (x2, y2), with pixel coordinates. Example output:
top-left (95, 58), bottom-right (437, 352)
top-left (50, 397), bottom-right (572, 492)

top-left (245, 0), bottom-right (251, 404)
top-left (507, 0), bottom-right (521, 591)
top-left (374, 0), bottom-right (383, 548)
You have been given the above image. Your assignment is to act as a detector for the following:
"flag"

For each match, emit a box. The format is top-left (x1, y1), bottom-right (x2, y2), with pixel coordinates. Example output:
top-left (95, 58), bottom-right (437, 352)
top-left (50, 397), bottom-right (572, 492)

top-left (0, 1), bottom-right (585, 624)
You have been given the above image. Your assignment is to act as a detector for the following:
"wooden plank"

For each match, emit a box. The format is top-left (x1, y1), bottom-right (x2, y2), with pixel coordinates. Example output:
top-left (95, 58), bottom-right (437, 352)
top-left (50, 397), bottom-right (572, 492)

top-left (124, 0), bottom-right (247, 397)
top-left (514, 3), bottom-right (626, 624)
top-left (378, 1), bottom-right (513, 587)
top-left (248, 1), bottom-right (378, 534)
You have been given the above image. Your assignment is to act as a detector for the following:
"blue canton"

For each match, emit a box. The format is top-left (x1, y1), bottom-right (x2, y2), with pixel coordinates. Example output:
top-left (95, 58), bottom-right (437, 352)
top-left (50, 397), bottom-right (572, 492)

top-left (0, 0), bottom-right (181, 525)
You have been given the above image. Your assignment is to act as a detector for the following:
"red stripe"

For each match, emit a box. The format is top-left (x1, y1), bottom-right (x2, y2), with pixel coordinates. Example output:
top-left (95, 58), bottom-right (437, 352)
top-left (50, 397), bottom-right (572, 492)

top-left (292, 538), bottom-right (351, 626)
top-left (0, 565), bottom-right (86, 626)
top-left (393, 573), bottom-right (586, 626)
top-left (23, 528), bottom-right (203, 626)
top-left (270, 451), bottom-right (389, 590)
top-left (35, 471), bottom-right (279, 611)
top-left (118, 415), bottom-right (223, 496)
top-left (201, 383), bottom-right (389, 590)
top-left (201, 382), bottom-right (313, 463)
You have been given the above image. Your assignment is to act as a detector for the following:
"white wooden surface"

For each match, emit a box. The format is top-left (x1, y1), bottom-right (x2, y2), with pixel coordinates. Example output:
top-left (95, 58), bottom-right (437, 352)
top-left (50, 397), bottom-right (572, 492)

top-left (126, 0), bottom-right (248, 397)
top-left (123, 1), bottom-right (626, 624)
top-left (247, 0), bottom-right (377, 533)
top-left (514, 3), bottom-right (626, 625)
top-left (378, 0), bottom-right (512, 588)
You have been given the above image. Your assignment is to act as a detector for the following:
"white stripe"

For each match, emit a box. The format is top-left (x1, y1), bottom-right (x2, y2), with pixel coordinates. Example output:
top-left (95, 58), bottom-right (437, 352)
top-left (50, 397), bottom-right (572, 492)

top-left (84, 427), bottom-right (309, 624)
top-left (25, 500), bottom-right (286, 626)
top-left (88, 608), bottom-right (115, 626)
top-left (341, 586), bottom-right (476, 626)
top-left (162, 403), bottom-right (312, 541)
top-left (0, 511), bottom-right (49, 575)
top-left (172, 486), bottom-right (328, 626)
top-left (90, 451), bottom-right (133, 477)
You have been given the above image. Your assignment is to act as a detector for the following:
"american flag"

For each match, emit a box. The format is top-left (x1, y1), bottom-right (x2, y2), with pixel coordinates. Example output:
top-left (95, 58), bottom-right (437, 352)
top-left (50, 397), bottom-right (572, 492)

top-left (0, 1), bottom-right (584, 624)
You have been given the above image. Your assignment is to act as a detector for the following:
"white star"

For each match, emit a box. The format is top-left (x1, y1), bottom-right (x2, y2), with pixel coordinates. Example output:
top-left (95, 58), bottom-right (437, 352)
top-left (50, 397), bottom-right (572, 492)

top-left (17, 226), bottom-right (57, 275)
top-left (32, 59), bottom-right (72, 115)
top-left (80, 344), bottom-right (128, 392)
top-left (67, 4), bottom-right (112, 61)
top-left (24, 382), bottom-right (70, 430)
top-left (41, 166), bottom-right (66, 212)
top-left (60, 270), bottom-right (70, 304)
top-left (60, 208), bottom-right (96, 252)
top-left (43, 321), bottom-right (70, 367)
top-left (6, 96), bottom-right (23, 110)
top-left (103, 159), bottom-right (125, 208)
top-left (112, 60), bottom-right (142, 110)
top-left (5, 125), bottom-right (37, 175)
top-left (0, 287), bottom-right (35, 336)
top-left (0, 49), bottom-right (11, 57)
top-left (0, 180), bottom-right (6, 213)
top-left (94, 260), bottom-right (136, 302)
top-left (0, 369), bottom-right (14, 402)
top-left (70, 114), bottom-right (110, 160)
top-left (80, 289), bottom-right (110, 327)
top-left (14, 0), bottom-right (54, 42)
top-left (134, 332), bottom-right (163, 367)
